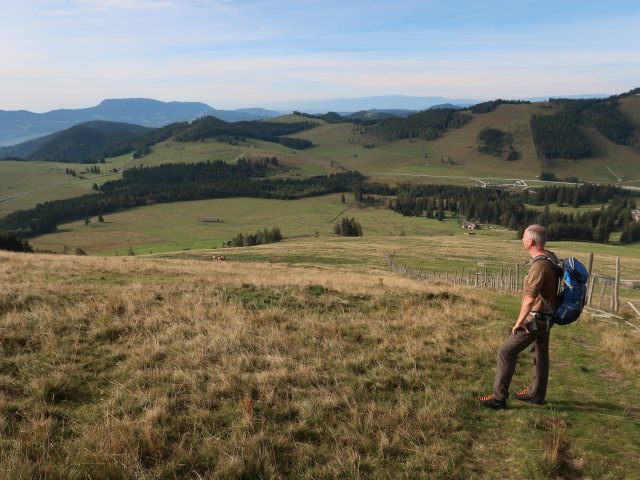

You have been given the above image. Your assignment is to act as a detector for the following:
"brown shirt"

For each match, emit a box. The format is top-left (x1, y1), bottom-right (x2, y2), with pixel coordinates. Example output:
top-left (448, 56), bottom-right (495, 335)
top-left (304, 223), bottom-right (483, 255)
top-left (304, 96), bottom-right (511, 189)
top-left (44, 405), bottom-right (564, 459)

top-left (523, 250), bottom-right (560, 312)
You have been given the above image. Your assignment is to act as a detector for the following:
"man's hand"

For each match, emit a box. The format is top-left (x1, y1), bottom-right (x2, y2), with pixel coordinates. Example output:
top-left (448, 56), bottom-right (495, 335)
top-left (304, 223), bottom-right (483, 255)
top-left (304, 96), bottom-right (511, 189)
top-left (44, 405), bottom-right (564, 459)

top-left (511, 319), bottom-right (529, 335)
top-left (512, 295), bottom-right (537, 335)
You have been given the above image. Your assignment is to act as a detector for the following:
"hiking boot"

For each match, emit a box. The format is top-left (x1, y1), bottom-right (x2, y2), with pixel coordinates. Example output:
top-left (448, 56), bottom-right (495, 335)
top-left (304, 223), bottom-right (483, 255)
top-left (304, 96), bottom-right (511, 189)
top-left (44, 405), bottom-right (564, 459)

top-left (478, 394), bottom-right (506, 410)
top-left (511, 387), bottom-right (544, 405)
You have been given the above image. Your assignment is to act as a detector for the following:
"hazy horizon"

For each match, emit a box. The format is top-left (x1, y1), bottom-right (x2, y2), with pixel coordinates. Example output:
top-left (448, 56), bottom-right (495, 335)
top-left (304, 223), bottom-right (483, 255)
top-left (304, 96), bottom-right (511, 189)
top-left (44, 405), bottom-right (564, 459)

top-left (2, 1), bottom-right (638, 112)
top-left (0, 92), bottom-right (618, 115)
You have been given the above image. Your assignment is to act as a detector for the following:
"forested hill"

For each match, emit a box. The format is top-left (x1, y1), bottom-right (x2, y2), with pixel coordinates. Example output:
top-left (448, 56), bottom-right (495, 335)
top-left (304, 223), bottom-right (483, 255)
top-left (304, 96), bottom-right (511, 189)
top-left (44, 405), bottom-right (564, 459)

top-left (0, 116), bottom-right (319, 163)
top-left (172, 116), bottom-right (317, 149)
top-left (0, 121), bottom-right (155, 163)
top-left (363, 108), bottom-right (471, 141)
top-left (527, 88), bottom-right (640, 160)
top-left (0, 160), bottom-right (364, 236)
top-left (2, 87), bottom-right (639, 173)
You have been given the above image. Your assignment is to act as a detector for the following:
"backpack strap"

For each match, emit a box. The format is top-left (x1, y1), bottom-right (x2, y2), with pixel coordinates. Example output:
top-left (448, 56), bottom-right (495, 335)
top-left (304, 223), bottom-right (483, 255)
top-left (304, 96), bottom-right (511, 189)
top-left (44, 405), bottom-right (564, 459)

top-left (530, 255), bottom-right (563, 277)
top-left (530, 255), bottom-right (562, 330)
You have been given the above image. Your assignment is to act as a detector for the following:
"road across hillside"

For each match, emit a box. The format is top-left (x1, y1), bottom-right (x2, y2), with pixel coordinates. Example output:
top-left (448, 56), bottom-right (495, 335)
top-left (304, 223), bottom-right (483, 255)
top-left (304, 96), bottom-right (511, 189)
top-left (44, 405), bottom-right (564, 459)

top-left (366, 172), bottom-right (583, 186)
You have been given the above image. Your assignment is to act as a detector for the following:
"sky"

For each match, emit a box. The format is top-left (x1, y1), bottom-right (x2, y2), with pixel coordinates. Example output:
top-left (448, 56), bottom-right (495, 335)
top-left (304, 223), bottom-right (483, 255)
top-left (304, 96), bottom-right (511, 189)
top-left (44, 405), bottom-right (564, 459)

top-left (1, 0), bottom-right (639, 112)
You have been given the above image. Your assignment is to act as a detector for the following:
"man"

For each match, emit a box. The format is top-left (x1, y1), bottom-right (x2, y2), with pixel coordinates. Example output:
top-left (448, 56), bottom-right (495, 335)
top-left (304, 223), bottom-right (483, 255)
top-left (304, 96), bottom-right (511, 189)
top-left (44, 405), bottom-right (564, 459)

top-left (479, 224), bottom-right (560, 409)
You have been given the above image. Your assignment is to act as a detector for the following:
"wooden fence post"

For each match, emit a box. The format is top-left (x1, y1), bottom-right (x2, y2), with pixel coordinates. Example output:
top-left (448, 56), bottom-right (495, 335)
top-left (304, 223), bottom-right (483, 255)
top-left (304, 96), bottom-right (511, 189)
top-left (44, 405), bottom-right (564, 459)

top-left (612, 256), bottom-right (620, 312)
top-left (508, 266), bottom-right (513, 292)
top-left (598, 280), bottom-right (606, 308)
top-left (586, 253), bottom-right (595, 306)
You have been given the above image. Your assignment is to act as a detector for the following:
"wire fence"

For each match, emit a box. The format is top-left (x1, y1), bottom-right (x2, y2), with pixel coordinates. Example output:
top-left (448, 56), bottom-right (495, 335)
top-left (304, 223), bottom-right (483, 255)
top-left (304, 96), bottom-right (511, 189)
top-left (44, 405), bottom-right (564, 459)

top-left (386, 252), bottom-right (640, 331)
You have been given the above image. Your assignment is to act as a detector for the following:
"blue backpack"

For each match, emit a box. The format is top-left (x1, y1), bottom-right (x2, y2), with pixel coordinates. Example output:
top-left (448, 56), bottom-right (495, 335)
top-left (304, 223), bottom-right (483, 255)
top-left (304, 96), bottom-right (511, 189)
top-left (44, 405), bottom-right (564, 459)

top-left (533, 256), bottom-right (590, 325)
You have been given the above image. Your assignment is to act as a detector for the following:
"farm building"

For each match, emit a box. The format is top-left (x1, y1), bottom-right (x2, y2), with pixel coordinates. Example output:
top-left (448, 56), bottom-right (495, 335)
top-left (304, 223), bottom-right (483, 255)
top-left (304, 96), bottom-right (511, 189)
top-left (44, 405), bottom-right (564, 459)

top-left (462, 221), bottom-right (479, 230)
top-left (203, 218), bottom-right (222, 223)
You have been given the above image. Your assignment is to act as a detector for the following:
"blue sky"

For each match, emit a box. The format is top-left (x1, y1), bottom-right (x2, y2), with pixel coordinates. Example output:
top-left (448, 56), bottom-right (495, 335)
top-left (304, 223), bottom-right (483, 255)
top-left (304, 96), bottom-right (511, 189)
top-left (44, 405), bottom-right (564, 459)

top-left (1, 0), bottom-right (639, 111)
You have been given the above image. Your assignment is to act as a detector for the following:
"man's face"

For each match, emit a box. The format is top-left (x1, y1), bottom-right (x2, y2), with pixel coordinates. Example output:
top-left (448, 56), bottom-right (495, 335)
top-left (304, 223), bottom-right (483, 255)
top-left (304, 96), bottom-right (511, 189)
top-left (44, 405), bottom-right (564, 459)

top-left (522, 234), bottom-right (531, 250)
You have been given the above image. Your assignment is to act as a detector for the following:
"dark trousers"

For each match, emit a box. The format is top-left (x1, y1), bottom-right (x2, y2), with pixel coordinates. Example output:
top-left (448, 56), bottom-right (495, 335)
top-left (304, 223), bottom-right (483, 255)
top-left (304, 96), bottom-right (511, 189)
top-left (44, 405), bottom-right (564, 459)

top-left (492, 319), bottom-right (551, 402)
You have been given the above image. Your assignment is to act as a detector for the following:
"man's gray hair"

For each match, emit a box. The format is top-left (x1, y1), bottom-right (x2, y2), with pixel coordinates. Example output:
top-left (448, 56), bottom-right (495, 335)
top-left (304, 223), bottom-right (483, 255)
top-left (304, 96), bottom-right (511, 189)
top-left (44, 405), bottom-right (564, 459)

top-left (524, 224), bottom-right (547, 247)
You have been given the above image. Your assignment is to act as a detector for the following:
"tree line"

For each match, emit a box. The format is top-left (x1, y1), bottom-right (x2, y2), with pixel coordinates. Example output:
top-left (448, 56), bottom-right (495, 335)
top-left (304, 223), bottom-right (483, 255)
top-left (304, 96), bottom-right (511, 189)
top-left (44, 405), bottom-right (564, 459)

top-left (229, 226), bottom-right (283, 247)
top-left (530, 111), bottom-right (592, 160)
top-left (0, 161), bottom-right (364, 237)
top-left (173, 116), bottom-right (316, 144)
top-left (476, 127), bottom-right (517, 160)
top-left (360, 182), bottom-right (636, 242)
top-left (278, 137), bottom-right (313, 150)
top-left (468, 99), bottom-right (530, 114)
top-left (334, 217), bottom-right (363, 237)
top-left (530, 89), bottom-right (639, 160)
top-left (0, 230), bottom-right (33, 252)
top-left (363, 108), bottom-right (471, 141)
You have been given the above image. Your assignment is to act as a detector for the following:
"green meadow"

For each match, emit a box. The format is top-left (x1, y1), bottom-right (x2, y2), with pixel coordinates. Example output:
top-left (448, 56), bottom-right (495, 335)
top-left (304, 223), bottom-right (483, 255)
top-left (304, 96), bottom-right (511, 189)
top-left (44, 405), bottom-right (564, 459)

top-left (0, 160), bottom-right (120, 216)
top-left (28, 193), bottom-right (468, 255)
top-left (26, 189), bottom-right (640, 310)
top-left (4, 96), bottom-right (640, 218)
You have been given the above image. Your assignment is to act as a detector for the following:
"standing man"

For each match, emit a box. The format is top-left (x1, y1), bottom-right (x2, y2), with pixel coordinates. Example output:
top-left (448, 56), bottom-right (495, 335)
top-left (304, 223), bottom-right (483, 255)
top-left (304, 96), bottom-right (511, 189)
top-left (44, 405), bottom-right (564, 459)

top-left (479, 224), bottom-right (560, 409)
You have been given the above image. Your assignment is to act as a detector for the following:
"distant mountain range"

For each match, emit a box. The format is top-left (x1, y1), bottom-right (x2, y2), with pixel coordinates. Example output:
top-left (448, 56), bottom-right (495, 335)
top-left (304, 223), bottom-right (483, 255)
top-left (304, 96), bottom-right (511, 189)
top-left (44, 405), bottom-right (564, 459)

top-left (0, 99), bottom-right (281, 146)
top-left (272, 94), bottom-right (610, 114)
top-left (271, 95), bottom-right (480, 114)
top-left (0, 94), bottom-right (611, 147)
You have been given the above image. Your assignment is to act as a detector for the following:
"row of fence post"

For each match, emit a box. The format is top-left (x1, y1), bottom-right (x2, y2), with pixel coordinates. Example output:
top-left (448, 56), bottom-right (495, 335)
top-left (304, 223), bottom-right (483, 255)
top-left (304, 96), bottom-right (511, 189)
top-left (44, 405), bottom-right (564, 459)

top-left (585, 253), bottom-right (622, 312)
top-left (385, 254), bottom-right (523, 293)
top-left (387, 252), bottom-right (626, 313)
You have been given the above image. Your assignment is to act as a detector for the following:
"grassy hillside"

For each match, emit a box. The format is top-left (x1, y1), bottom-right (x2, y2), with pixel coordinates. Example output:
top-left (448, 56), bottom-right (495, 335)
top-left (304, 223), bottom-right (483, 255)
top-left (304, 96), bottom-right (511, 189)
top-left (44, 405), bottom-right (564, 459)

top-left (0, 160), bottom-right (115, 217)
top-left (119, 99), bottom-right (639, 185)
top-left (26, 193), bottom-right (468, 255)
top-left (27, 192), bottom-right (640, 310)
top-left (3, 98), bottom-right (640, 217)
top-left (1, 250), bottom-right (638, 478)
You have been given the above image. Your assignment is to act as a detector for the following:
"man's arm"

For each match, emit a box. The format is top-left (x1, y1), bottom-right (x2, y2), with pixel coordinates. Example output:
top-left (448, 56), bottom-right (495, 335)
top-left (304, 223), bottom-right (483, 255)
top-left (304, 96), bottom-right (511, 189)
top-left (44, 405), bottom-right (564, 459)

top-left (511, 296), bottom-right (536, 335)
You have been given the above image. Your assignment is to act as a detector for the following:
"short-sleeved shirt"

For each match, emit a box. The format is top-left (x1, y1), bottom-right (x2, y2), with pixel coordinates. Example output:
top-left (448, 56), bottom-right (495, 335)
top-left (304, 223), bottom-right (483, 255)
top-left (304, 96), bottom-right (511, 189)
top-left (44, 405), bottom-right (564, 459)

top-left (523, 250), bottom-right (560, 313)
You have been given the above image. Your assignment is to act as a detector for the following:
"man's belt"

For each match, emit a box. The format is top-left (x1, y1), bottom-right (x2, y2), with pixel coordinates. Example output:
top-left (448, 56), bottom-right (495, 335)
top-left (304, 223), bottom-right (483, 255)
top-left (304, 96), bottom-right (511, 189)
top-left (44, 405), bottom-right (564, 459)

top-left (530, 312), bottom-right (553, 320)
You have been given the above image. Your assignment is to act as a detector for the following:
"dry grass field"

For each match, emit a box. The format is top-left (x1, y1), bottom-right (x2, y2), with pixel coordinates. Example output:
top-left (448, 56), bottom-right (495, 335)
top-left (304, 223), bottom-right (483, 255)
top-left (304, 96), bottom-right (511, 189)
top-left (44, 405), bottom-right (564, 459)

top-left (1, 250), bottom-right (639, 479)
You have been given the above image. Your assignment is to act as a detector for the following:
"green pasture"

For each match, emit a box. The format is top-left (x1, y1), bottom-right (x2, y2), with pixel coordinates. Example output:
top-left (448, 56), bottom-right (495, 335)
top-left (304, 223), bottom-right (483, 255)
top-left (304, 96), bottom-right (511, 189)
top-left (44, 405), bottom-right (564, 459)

top-left (0, 160), bottom-right (122, 216)
top-left (124, 140), bottom-right (242, 167)
top-left (29, 185), bottom-right (640, 307)
top-left (29, 193), bottom-right (477, 256)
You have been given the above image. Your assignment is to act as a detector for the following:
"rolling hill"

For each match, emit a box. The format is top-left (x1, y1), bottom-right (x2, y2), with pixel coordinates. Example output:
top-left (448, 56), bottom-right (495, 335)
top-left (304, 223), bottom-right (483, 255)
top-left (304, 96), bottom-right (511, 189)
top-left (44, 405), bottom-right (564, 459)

top-left (1, 88), bottom-right (640, 224)
top-left (0, 98), bottom-right (281, 146)
top-left (0, 121), bottom-right (155, 163)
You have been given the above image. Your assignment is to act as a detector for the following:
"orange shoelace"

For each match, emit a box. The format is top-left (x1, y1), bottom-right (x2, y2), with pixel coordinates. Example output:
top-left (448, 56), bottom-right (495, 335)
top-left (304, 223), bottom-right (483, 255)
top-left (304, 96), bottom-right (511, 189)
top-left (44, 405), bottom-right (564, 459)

top-left (478, 394), bottom-right (494, 401)
top-left (513, 387), bottom-right (529, 396)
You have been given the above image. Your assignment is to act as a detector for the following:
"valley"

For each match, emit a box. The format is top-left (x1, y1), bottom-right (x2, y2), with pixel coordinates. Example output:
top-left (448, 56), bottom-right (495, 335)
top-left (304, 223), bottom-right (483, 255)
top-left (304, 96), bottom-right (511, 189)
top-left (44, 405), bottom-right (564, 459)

top-left (2, 91), bottom-right (640, 478)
